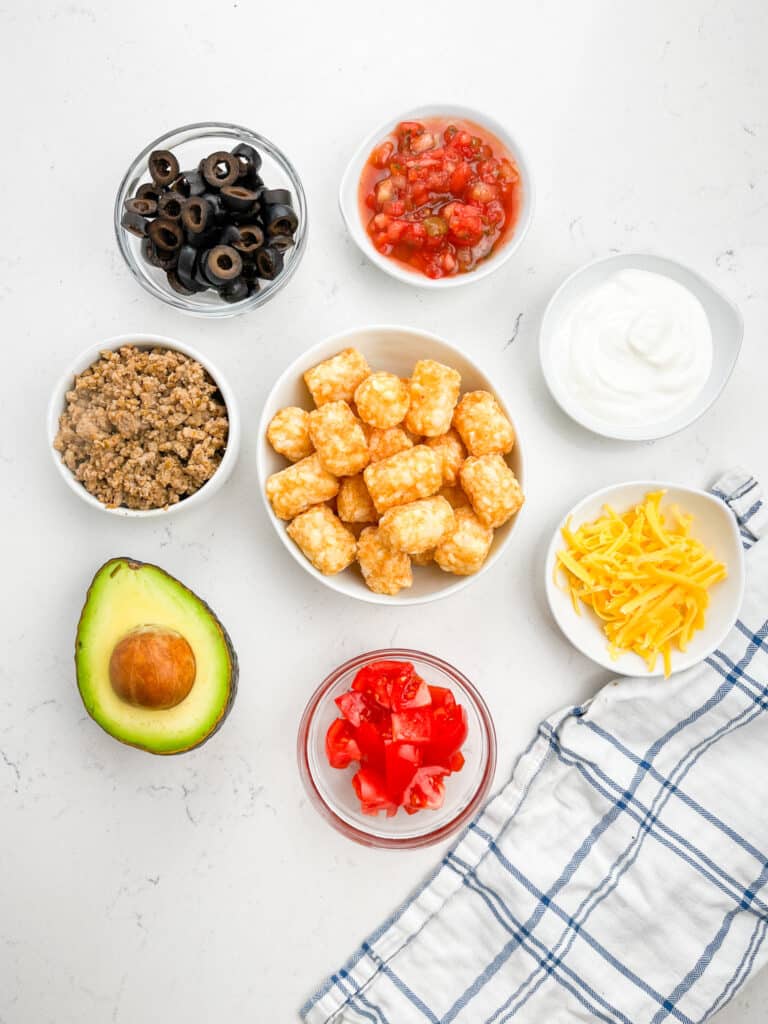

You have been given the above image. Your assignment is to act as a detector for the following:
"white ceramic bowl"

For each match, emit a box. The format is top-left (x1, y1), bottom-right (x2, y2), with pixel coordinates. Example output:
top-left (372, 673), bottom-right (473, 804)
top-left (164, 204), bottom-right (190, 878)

top-left (339, 104), bottom-right (534, 289)
top-left (545, 481), bottom-right (745, 676)
top-left (539, 253), bottom-right (743, 441)
top-left (47, 333), bottom-right (241, 517)
top-left (257, 325), bottom-right (524, 605)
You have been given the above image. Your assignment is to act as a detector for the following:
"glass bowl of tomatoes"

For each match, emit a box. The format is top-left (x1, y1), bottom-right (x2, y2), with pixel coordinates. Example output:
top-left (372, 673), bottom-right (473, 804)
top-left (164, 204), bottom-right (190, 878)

top-left (339, 104), bottom-right (534, 288)
top-left (297, 649), bottom-right (497, 849)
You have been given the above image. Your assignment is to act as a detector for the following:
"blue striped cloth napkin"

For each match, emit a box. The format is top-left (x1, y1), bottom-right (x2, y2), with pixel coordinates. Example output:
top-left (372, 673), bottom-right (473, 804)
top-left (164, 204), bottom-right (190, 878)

top-left (302, 469), bottom-right (767, 1024)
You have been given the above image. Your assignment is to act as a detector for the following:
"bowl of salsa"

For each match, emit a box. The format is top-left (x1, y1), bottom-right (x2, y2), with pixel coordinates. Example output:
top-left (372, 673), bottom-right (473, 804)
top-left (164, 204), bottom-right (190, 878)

top-left (340, 104), bottom-right (534, 287)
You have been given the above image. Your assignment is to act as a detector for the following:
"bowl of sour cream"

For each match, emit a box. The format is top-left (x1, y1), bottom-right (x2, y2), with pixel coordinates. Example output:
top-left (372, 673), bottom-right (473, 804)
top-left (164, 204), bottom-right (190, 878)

top-left (539, 253), bottom-right (743, 441)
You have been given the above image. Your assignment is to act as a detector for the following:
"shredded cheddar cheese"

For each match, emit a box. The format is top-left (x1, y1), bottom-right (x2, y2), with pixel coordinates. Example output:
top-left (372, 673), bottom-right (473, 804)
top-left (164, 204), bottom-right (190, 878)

top-left (556, 491), bottom-right (727, 677)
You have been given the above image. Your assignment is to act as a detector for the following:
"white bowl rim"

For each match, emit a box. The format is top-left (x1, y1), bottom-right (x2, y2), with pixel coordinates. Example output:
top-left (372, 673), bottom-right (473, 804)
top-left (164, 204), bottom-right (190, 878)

top-left (256, 323), bottom-right (525, 605)
top-left (544, 479), bottom-right (746, 676)
top-left (538, 251), bottom-right (744, 441)
top-left (339, 102), bottom-right (535, 290)
top-left (47, 332), bottom-right (241, 518)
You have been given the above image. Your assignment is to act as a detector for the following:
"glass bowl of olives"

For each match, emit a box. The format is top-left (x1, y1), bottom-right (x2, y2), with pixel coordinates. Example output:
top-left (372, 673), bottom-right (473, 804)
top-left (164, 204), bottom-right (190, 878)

top-left (114, 122), bottom-right (308, 317)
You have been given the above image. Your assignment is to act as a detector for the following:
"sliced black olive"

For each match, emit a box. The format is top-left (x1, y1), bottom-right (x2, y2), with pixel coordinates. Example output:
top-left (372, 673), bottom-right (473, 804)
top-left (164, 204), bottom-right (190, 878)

top-left (241, 262), bottom-right (262, 293)
top-left (193, 253), bottom-right (213, 290)
top-left (231, 143), bottom-right (262, 175)
top-left (166, 269), bottom-right (195, 296)
top-left (232, 223), bottom-right (264, 255)
top-left (268, 233), bottom-right (295, 253)
top-left (201, 151), bottom-right (241, 189)
top-left (157, 192), bottom-right (185, 220)
top-left (121, 209), bottom-right (152, 237)
top-left (182, 169), bottom-right (207, 196)
top-left (181, 196), bottom-right (212, 235)
top-left (148, 217), bottom-right (184, 252)
top-left (203, 245), bottom-right (243, 285)
top-left (124, 196), bottom-right (157, 217)
top-left (221, 277), bottom-right (249, 303)
top-left (263, 203), bottom-right (299, 236)
top-left (176, 245), bottom-right (206, 292)
top-left (168, 174), bottom-right (191, 197)
top-left (141, 237), bottom-right (177, 269)
top-left (255, 246), bottom-right (284, 280)
top-left (148, 149), bottom-right (180, 187)
top-left (218, 224), bottom-right (242, 246)
top-left (136, 182), bottom-right (162, 204)
top-left (260, 188), bottom-right (293, 208)
top-left (201, 192), bottom-right (226, 222)
top-left (220, 186), bottom-right (260, 213)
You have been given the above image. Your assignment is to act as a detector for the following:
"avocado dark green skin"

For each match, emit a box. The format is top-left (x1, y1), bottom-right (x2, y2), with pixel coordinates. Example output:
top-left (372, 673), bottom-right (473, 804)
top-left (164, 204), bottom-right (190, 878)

top-left (76, 557), bottom-right (238, 756)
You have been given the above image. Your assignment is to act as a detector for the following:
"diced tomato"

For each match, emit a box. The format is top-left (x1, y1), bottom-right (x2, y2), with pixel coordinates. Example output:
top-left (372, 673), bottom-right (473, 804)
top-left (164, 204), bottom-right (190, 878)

top-left (353, 719), bottom-right (387, 772)
top-left (397, 120), bottom-right (424, 137)
top-left (352, 767), bottom-right (398, 817)
top-left (447, 203), bottom-right (484, 245)
top-left (467, 181), bottom-right (499, 205)
top-left (391, 707), bottom-right (432, 744)
top-left (326, 659), bottom-right (469, 819)
top-left (403, 766), bottom-right (448, 813)
top-left (352, 660), bottom-right (414, 708)
top-left (382, 199), bottom-right (406, 217)
top-left (449, 162), bottom-right (473, 195)
top-left (384, 741), bottom-right (421, 802)
top-left (325, 718), bottom-right (362, 770)
top-left (371, 141), bottom-right (394, 168)
top-left (425, 704), bottom-right (468, 765)
top-left (389, 671), bottom-right (431, 712)
top-left (428, 685), bottom-right (456, 710)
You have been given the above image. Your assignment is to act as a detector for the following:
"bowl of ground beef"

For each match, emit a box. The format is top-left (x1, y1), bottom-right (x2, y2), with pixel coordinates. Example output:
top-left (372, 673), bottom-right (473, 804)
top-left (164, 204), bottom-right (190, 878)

top-left (48, 334), bottom-right (240, 516)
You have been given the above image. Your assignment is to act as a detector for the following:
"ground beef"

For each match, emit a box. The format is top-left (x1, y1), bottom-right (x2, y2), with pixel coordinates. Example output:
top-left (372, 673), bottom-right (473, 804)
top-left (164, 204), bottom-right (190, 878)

top-left (54, 345), bottom-right (229, 510)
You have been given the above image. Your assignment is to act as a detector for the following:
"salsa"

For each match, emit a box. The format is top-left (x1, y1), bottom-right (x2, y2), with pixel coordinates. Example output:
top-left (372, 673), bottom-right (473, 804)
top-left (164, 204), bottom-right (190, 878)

top-left (325, 659), bottom-right (468, 817)
top-left (359, 117), bottom-right (522, 280)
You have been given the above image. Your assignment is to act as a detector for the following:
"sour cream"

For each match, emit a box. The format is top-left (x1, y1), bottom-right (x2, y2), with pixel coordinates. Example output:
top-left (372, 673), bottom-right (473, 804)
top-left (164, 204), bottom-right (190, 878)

top-left (554, 269), bottom-right (713, 427)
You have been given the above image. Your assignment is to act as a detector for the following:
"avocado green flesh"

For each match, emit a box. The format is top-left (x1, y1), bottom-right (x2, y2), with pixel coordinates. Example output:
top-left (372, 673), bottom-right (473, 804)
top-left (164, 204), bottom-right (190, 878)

top-left (76, 559), bottom-right (234, 754)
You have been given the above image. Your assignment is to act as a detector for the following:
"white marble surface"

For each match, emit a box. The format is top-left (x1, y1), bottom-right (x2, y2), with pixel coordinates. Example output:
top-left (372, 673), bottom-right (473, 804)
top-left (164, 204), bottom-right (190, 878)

top-left (2, 1), bottom-right (767, 1021)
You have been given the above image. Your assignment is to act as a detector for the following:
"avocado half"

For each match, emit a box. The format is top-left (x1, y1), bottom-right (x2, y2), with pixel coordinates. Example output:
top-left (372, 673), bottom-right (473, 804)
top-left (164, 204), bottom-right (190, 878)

top-left (76, 558), bottom-right (238, 755)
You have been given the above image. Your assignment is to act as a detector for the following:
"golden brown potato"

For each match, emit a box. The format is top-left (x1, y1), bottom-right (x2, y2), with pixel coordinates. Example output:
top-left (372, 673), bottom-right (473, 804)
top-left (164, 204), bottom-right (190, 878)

top-left (266, 407), bottom-right (314, 462)
top-left (337, 474), bottom-right (377, 523)
top-left (357, 527), bottom-right (413, 595)
top-left (308, 401), bottom-right (369, 477)
top-left (426, 429), bottom-right (467, 485)
top-left (434, 507), bottom-right (494, 576)
top-left (354, 372), bottom-right (410, 429)
top-left (453, 391), bottom-right (515, 456)
top-left (266, 454), bottom-right (339, 520)
top-left (304, 348), bottom-right (371, 407)
top-left (287, 505), bottom-right (357, 575)
top-left (460, 454), bottom-right (524, 528)
top-left (378, 496), bottom-right (456, 554)
top-left (405, 360), bottom-right (461, 437)
top-left (363, 445), bottom-right (442, 515)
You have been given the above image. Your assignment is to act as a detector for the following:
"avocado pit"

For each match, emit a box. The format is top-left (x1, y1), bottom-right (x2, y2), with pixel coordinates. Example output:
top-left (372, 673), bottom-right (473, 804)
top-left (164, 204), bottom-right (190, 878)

top-left (109, 626), bottom-right (196, 710)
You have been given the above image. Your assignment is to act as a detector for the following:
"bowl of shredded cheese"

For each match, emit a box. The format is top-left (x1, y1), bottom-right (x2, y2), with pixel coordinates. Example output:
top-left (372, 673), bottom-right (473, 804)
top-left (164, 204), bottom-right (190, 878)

top-left (545, 482), bottom-right (745, 677)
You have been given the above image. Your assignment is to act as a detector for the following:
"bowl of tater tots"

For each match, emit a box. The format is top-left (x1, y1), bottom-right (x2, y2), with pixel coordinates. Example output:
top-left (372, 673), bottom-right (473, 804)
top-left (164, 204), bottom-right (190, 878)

top-left (257, 325), bottom-right (525, 604)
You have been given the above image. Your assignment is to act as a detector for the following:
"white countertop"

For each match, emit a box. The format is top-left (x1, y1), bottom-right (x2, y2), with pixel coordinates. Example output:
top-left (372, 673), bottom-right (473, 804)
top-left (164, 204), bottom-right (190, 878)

top-left (2, 1), bottom-right (767, 1021)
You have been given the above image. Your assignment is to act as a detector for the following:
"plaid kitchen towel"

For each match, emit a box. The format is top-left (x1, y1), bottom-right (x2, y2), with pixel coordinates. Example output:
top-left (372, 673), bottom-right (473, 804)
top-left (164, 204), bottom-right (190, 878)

top-left (302, 469), bottom-right (767, 1024)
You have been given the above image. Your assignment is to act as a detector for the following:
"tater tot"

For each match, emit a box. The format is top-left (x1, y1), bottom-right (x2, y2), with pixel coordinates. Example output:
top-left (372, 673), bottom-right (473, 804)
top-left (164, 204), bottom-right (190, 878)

top-left (453, 391), bottom-right (516, 456)
top-left (304, 348), bottom-right (371, 407)
top-left (379, 496), bottom-right (456, 554)
top-left (308, 401), bottom-right (370, 477)
top-left (364, 445), bottom-right (442, 514)
top-left (411, 549), bottom-right (435, 566)
top-left (266, 407), bottom-right (314, 462)
top-left (366, 426), bottom-right (413, 463)
top-left (337, 473), bottom-right (377, 523)
top-left (357, 526), bottom-right (413, 595)
top-left (266, 454), bottom-right (339, 520)
top-left (460, 454), bottom-right (524, 528)
top-left (405, 360), bottom-right (461, 437)
top-left (439, 484), bottom-right (471, 509)
top-left (426, 429), bottom-right (467, 485)
top-left (354, 372), bottom-right (410, 429)
top-left (287, 505), bottom-right (357, 575)
top-left (434, 507), bottom-right (494, 576)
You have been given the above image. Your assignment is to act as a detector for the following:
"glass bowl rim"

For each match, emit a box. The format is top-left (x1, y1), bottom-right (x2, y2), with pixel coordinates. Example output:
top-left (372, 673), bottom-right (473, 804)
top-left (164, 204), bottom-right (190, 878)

top-left (113, 120), bottom-right (308, 318)
top-left (297, 647), bottom-right (497, 850)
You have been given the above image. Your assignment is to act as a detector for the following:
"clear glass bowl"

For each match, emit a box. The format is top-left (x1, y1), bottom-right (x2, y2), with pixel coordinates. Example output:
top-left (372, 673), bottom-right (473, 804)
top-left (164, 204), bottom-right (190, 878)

top-left (297, 649), bottom-right (497, 849)
top-left (114, 121), bottom-right (308, 318)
